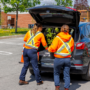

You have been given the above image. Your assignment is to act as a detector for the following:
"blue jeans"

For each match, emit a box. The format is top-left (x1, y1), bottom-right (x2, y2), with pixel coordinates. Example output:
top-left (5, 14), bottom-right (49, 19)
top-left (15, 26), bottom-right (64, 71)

top-left (54, 58), bottom-right (71, 88)
top-left (19, 48), bottom-right (42, 83)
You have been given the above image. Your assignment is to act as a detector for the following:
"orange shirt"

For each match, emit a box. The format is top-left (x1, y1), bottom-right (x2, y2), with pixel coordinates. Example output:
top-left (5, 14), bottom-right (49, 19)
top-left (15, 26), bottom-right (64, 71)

top-left (24, 30), bottom-right (48, 50)
top-left (48, 32), bottom-right (74, 58)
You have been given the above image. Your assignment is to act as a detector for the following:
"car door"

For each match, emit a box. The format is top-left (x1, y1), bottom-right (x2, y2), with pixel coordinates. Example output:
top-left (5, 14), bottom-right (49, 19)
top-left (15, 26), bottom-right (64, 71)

top-left (85, 24), bottom-right (90, 57)
top-left (80, 24), bottom-right (90, 65)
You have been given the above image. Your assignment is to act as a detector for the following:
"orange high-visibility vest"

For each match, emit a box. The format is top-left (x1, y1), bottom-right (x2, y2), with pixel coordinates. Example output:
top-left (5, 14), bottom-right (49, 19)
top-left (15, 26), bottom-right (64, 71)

top-left (25, 31), bottom-right (41, 49)
top-left (24, 30), bottom-right (48, 50)
top-left (48, 32), bottom-right (74, 58)
top-left (55, 36), bottom-right (72, 57)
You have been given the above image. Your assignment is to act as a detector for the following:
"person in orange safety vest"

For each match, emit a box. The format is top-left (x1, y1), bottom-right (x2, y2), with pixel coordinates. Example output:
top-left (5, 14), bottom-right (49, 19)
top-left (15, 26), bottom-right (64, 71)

top-left (48, 25), bottom-right (74, 90)
top-left (19, 23), bottom-right (48, 85)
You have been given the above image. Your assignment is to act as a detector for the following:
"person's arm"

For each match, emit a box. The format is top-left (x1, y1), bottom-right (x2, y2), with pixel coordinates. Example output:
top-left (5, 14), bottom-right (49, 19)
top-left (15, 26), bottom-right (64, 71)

top-left (23, 31), bottom-right (30, 42)
top-left (41, 33), bottom-right (48, 50)
top-left (48, 37), bottom-right (59, 53)
top-left (71, 37), bottom-right (74, 52)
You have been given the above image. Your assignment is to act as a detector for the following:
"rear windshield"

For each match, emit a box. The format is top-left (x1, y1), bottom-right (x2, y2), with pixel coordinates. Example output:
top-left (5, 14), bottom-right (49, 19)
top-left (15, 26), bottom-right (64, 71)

top-left (39, 13), bottom-right (73, 19)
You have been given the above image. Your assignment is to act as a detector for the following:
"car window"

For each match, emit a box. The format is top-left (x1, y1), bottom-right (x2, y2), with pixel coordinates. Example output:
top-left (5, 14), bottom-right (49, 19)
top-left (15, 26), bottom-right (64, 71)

top-left (85, 24), bottom-right (90, 37)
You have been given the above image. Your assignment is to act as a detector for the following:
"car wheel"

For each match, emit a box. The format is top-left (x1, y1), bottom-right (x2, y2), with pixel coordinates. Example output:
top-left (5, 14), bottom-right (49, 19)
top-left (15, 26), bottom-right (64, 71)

top-left (82, 63), bottom-right (90, 80)
top-left (29, 69), bottom-right (34, 75)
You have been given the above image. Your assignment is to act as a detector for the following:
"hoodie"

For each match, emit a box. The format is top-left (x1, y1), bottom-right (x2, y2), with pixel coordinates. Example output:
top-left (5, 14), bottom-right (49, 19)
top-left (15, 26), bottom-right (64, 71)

top-left (48, 32), bottom-right (74, 58)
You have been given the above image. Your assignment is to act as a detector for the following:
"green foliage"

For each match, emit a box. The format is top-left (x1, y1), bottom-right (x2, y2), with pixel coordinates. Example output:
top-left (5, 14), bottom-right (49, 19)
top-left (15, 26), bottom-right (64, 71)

top-left (0, 28), bottom-right (29, 36)
top-left (1, 0), bottom-right (40, 13)
top-left (45, 27), bottom-right (59, 46)
top-left (55, 0), bottom-right (73, 7)
top-left (1, 0), bottom-right (73, 14)
top-left (55, 27), bottom-right (59, 32)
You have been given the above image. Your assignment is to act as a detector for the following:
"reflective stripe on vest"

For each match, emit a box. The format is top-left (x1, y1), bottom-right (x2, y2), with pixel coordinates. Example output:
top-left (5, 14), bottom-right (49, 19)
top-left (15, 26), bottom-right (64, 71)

top-left (55, 36), bottom-right (72, 56)
top-left (25, 31), bottom-right (41, 49)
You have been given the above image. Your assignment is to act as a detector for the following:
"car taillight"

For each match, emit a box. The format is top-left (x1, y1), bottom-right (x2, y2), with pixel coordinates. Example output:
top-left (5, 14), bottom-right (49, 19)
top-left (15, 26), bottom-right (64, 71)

top-left (76, 42), bottom-right (85, 49)
top-left (74, 64), bottom-right (83, 66)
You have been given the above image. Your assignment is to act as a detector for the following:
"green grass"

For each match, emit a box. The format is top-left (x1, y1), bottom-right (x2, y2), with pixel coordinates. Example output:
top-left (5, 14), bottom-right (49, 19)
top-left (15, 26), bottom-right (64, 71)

top-left (0, 28), bottom-right (30, 37)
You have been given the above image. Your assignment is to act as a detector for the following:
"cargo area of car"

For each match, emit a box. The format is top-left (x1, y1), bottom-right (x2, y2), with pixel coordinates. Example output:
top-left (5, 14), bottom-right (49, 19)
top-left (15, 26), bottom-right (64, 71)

top-left (38, 26), bottom-right (75, 49)
top-left (37, 26), bottom-right (77, 61)
top-left (28, 5), bottom-right (80, 57)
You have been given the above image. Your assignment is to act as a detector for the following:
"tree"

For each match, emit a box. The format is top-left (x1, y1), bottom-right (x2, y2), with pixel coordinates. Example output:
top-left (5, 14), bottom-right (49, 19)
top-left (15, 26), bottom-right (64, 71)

top-left (55, 0), bottom-right (73, 7)
top-left (74, 0), bottom-right (89, 10)
top-left (1, 0), bottom-right (40, 33)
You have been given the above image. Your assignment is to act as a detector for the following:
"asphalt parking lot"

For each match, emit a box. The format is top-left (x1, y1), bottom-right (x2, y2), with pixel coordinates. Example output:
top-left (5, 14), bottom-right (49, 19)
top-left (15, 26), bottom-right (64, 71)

top-left (0, 37), bottom-right (90, 90)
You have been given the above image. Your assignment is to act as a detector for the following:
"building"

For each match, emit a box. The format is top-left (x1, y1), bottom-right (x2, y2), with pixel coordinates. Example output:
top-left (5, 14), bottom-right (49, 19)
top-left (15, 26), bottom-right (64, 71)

top-left (1, 10), bottom-right (35, 28)
top-left (1, 1), bottom-right (57, 28)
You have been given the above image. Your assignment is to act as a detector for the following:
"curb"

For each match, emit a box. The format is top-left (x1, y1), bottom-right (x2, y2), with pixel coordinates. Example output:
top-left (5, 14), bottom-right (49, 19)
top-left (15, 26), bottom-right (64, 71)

top-left (0, 34), bottom-right (25, 39)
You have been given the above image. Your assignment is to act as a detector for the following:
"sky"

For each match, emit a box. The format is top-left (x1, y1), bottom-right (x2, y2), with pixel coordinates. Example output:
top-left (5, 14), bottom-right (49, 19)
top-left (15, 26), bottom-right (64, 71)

top-left (39, 0), bottom-right (90, 7)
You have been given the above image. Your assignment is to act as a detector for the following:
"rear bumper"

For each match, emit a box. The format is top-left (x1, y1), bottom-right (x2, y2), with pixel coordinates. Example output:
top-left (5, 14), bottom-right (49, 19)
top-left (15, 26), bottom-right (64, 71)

top-left (29, 63), bottom-right (88, 74)
top-left (41, 64), bottom-right (88, 74)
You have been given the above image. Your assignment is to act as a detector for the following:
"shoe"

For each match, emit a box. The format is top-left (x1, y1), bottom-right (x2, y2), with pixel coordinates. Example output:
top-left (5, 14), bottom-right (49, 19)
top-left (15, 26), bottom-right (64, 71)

top-left (55, 86), bottom-right (60, 90)
top-left (19, 80), bottom-right (29, 85)
top-left (64, 88), bottom-right (69, 90)
top-left (37, 81), bottom-right (43, 85)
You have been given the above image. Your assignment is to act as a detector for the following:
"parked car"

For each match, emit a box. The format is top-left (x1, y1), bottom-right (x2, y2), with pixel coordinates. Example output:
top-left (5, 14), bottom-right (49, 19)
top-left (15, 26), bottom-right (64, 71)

top-left (27, 5), bottom-right (90, 80)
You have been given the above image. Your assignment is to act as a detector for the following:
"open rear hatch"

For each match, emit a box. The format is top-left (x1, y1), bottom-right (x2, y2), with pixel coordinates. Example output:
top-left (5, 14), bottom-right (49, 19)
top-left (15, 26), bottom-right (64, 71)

top-left (27, 5), bottom-right (80, 29)
top-left (27, 5), bottom-right (80, 61)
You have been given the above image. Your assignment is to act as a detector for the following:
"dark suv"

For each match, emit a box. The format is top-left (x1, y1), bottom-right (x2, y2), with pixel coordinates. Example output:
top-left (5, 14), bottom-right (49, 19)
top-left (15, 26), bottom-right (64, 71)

top-left (27, 5), bottom-right (90, 80)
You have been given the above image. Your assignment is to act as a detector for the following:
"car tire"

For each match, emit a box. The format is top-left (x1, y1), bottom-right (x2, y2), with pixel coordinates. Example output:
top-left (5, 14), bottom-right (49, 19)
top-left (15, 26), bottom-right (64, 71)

top-left (29, 69), bottom-right (34, 75)
top-left (82, 63), bottom-right (90, 80)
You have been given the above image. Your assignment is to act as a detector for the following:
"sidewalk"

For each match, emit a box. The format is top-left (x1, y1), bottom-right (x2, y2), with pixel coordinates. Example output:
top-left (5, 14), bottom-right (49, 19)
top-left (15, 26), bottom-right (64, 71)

top-left (0, 34), bottom-right (25, 39)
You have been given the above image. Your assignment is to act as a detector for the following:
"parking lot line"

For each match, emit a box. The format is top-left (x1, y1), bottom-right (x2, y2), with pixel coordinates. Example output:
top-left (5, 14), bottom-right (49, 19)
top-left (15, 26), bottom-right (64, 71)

top-left (0, 41), bottom-right (23, 45)
top-left (0, 51), bottom-right (13, 55)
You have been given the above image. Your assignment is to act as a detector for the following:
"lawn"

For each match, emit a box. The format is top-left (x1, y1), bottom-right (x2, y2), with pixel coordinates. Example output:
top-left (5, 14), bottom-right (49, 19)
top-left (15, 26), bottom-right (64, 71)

top-left (0, 28), bottom-right (30, 37)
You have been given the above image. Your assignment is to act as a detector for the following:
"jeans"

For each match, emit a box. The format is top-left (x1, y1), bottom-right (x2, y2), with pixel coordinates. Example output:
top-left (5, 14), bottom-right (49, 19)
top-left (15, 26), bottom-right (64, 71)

top-left (19, 48), bottom-right (42, 83)
top-left (54, 58), bottom-right (71, 88)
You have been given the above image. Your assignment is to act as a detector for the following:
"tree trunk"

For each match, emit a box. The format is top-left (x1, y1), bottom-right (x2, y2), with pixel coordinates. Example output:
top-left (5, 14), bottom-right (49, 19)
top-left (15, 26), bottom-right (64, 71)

top-left (15, 9), bottom-right (18, 33)
top-left (0, 5), bottom-right (1, 28)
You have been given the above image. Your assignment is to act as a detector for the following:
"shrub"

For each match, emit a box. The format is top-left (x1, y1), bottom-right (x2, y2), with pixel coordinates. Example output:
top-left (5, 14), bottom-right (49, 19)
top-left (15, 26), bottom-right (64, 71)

top-left (0, 28), bottom-right (30, 36)
top-left (45, 27), bottom-right (59, 46)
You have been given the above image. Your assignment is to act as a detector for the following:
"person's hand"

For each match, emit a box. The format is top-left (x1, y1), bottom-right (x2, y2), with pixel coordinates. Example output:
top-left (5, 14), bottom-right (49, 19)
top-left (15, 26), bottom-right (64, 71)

top-left (48, 47), bottom-right (50, 52)
top-left (45, 47), bottom-right (48, 50)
